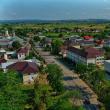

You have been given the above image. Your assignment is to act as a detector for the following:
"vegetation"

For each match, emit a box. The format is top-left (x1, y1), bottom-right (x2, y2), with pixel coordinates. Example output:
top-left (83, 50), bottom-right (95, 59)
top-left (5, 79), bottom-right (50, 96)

top-left (33, 36), bottom-right (40, 42)
top-left (0, 22), bottom-right (109, 39)
top-left (0, 64), bottom-right (85, 110)
top-left (103, 46), bottom-right (110, 59)
top-left (1, 22), bottom-right (110, 110)
top-left (51, 38), bottom-right (63, 55)
top-left (45, 64), bottom-right (64, 93)
top-left (12, 41), bottom-right (22, 50)
top-left (0, 71), bottom-right (27, 110)
top-left (75, 63), bottom-right (109, 110)
top-left (34, 73), bottom-right (85, 110)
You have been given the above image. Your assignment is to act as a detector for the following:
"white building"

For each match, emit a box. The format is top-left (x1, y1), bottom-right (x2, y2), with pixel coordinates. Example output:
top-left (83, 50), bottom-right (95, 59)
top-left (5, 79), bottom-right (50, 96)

top-left (104, 60), bottom-right (110, 73)
top-left (104, 40), bottom-right (110, 47)
top-left (67, 47), bottom-right (104, 65)
top-left (17, 47), bottom-right (29, 60)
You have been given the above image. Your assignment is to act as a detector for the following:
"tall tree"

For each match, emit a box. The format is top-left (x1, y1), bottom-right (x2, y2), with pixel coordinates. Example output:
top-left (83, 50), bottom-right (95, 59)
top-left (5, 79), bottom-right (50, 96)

top-left (52, 38), bottom-right (63, 55)
top-left (46, 64), bottom-right (64, 93)
top-left (0, 71), bottom-right (27, 110)
top-left (12, 41), bottom-right (22, 50)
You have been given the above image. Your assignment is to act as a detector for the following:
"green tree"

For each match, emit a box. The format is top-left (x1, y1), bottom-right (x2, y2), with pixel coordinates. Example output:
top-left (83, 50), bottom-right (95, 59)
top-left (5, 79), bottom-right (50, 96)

top-left (34, 36), bottom-right (40, 42)
top-left (12, 41), bottom-right (22, 50)
top-left (99, 81), bottom-right (110, 110)
top-left (58, 33), bottom-right (64, 38)
top-left (49, 90), bottom-right (84, 110)
top-left (46, 64), bottom-right (64, 93)
top-left (75, 63), bottom-right (88, 79)
top-left (50, 99), bottom-right (73, 110)
top-left (34, 79), bottom-right (53, 110)
top-left (89, 69), bottom-right (105, 90)
top-left (0, 71), bottom-right (27, 110)
top-left (51, 38), bottom-right (63, 55)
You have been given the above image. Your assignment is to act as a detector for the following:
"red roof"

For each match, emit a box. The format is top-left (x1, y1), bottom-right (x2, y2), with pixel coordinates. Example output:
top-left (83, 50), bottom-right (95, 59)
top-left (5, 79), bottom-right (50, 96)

top-left (84, 47), bottom-right (104, 58)
top-left (7, 61), bottom-right (39, 74)
top-left (83, 36), bottom-right (93, 40)
top-left (68, 47), bottom-right (103, 59)
top-left (0, 59), bottom-right (7, 64)
top-left (17, 47), bottom-right (29, 54)
top-left (95, 40), bottom-right (104, 45)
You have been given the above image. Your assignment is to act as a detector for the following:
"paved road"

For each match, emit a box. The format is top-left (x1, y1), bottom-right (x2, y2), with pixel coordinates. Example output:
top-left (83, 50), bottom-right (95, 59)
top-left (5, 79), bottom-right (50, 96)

top-left (35, 46), bottom-right (99, 110)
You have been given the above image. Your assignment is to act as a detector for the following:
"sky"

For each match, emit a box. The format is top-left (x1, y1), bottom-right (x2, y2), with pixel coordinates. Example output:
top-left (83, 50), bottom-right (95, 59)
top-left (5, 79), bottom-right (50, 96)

top-left (0, 0), bottom-right (110, 20)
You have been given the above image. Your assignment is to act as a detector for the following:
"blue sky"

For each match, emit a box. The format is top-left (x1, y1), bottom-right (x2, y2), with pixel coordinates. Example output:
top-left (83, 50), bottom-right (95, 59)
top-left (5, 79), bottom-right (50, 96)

top-left (0, 0), bottom-right (110, 20)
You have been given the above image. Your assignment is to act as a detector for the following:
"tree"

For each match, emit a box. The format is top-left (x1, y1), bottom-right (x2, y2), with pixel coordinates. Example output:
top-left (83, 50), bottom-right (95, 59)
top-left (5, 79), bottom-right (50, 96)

top-left (74, 63), bottom-right (108, 110)
top-left (34, 76), bottom-right (53, 110)
top-left (58, 33), bottom-right (64, 38)
top-left (50, 99), bottom-right (73, 110)
top-left (34, 36), bottom-right (40, 42)
top-left (99, 81), bottom-right (110, 110)
top-left (46, 64), bottom-right (64, 93)
top-left (12, 41), bottom-right (22, 50)
top-left (103, 47), bottom-right (110, 59)
top-left (89, 69), bottom-right (105, 91)
top-left (0, 71), bottom-right (27, 110)
top-left (51, 38), bottom-right (63, 55)
top-left (49, 91), bottom-right (84, 110)
top-left (75, 63), bottom-right (88, 79)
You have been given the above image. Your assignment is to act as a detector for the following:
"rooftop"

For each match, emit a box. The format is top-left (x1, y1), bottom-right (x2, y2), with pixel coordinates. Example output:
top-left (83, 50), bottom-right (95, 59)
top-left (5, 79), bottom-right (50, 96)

top-left (7, 61), bottom-right (39, 74)
top-left (68, 47), bottom-right (104, 58)
top-left (17, 47), bottom-right (29, 54)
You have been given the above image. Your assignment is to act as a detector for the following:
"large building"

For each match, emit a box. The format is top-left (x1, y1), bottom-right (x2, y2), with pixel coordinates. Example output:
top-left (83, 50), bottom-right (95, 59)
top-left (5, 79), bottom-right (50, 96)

top-left (104, 60), bottom-right (110, 73)
top-left (0, 29), bottom-right (24, 48)
top-left (67, 47), bottom-right (104, 65)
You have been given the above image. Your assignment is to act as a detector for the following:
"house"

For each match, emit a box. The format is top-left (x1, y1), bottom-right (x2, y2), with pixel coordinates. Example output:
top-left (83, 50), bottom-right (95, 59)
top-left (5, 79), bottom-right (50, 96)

top-left (0, 58), bottom-right (7, 68)
top-left (1, 61), bottom-right (15, 72)
top-left (17, 47), bottom-right (29, 60)
top-left (83, 36), bottom-right (94, 41)
top-left (43, 37), bottom-right (52, 47)
top-left (0, 39), bottom-right (13, 48)
top-left (0, 29), bottom-right (24, 48)
top-left (0, 48), bottom-right (6, 59)
top-left (7, 61), bottom-right (39, 84)
top-left (67, 47), bottom-right (104, 65)
top-left (104, 40), bottom-right (110, 47)
top-left (95, 40), bottom-right (104, 47)
top-left (0, 48), bottom-right (16, 60)
top-left (64, 39), bottom-right (81, 48)
top-left (60, 38), bottom-right (82, 57)
top-left (80, 40), bottom-right (95, 48)
top-left (59, 45), bottom-right (68, 58)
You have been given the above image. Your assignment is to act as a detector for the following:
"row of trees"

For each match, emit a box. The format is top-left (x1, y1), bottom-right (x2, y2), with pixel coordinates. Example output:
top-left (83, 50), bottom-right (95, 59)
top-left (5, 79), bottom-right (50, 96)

top-left (75, 63), bottom-right (110, 110)
top-left (46, 64), bottom-right (64, 93)
top-left (34, 64), bottom-right (85, 110)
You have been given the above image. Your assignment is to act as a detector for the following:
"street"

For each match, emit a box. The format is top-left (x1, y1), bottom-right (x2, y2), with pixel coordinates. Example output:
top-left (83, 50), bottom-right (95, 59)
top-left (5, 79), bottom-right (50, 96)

top-left (35, 46), bottom-right (99, 110)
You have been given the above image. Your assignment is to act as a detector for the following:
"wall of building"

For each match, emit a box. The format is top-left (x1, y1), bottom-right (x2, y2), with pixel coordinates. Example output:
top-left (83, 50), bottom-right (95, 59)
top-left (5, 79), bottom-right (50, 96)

top-left (18, 54), bottom-right (26, 60)
top-left (23, 73), bottom-right (38, 84)
top-left (104, 61), bottom-right (110, 73)
top-left (67, 50), bottom-right (104, 65)
top-left (87, 58), bottom-right (95, 65)
top-left (67, 51), bottom-right (87, 64)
